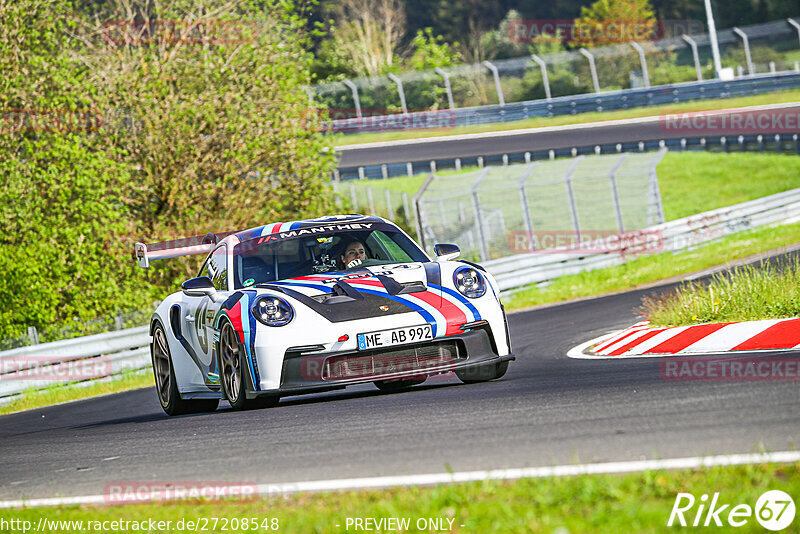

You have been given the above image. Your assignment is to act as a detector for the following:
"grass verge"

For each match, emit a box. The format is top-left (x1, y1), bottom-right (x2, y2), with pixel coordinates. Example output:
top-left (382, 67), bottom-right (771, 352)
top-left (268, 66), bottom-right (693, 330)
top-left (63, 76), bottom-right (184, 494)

top-left (641, 256), bottom-right (800, 326)
top-left (336, 88), bottom-right (800, 146)
top-left (8, 462), bottom-right (799, 532)
top-left (504, 222), bottom-right (800, 312)
top-left (0, 369), bottom-right (152, 416)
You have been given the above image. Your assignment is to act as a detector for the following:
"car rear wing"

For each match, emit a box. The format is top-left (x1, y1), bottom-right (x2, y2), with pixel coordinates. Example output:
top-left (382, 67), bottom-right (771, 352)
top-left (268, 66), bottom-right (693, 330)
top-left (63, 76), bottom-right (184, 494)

top-left (134, 232), bottom-right (220, 268)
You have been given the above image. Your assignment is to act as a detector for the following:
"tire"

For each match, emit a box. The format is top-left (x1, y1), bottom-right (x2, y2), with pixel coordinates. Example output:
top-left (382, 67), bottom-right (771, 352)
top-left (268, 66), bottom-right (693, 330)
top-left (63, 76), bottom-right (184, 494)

top-left (374, 377), bottom-right (426, 392)
top-left (455, 360), bottom-right (509, 384)
top-left (151, 322), bottom-right (219, 416)
top-left (218, 320), bottom-right (279, 411)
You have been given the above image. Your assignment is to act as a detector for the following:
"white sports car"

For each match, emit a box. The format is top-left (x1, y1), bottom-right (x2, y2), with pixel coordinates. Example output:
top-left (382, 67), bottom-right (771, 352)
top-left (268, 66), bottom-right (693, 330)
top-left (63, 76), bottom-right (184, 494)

top-left (135, 215), bottom-right (514, 415)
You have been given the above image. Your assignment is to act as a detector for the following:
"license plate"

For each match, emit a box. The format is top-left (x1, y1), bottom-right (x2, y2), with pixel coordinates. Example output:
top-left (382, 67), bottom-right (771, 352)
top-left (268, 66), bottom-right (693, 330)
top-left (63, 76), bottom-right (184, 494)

top-left (357, 324), bottom-right (433, 350)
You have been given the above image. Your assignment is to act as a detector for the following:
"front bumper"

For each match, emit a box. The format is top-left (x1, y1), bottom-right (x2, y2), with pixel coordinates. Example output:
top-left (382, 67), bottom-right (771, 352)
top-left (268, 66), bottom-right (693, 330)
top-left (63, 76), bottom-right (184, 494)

top-left (246, 327), bottom-right (514, 398)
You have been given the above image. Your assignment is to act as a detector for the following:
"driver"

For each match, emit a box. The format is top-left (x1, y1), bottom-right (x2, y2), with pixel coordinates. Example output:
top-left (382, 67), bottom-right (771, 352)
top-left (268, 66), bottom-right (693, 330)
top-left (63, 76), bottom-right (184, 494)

top-left (340, 240), bottom-right (368, 269)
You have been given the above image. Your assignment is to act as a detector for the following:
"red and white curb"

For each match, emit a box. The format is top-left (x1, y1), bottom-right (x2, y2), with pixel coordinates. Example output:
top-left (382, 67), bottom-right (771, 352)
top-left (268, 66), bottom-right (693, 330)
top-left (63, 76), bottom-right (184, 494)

top-left (569, 318), bottom-right (800, 359)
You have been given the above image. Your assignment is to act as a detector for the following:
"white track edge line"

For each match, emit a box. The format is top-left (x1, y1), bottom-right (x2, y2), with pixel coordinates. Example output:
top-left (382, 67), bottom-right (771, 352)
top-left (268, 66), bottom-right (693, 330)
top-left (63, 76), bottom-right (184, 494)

top-left (335, 102), bottom-right (800, 151)
top-left (2, 451), bottom-right (799, 509)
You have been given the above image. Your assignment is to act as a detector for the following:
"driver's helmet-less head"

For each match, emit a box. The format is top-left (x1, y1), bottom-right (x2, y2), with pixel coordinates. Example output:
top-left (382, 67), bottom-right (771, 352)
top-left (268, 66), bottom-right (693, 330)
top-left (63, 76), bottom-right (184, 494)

top-left (340, 239), bottom-right (367, 269)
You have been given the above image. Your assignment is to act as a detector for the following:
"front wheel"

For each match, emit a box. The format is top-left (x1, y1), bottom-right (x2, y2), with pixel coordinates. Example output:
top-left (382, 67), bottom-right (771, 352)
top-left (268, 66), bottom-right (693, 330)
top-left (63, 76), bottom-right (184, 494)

top-left (456, 360), bottom-right (509, 384)
top-left (151, 323), bottom-right (219, 416)
top-left (218, 320), bottom-right (279, 411)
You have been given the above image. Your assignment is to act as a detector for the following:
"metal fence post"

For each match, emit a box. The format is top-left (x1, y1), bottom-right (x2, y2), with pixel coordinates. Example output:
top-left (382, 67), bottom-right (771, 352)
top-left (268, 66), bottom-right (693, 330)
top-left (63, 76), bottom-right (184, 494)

top-left (564, 157), bottom-right (584, 241)
top-left (531, 54), bottom-right (551, 100)
top-left (519, 162), bottom-right (538, 250)
top-left (579, 48), bottom-right (600, 93)
top-left (27, 326), bottom-right (40, 345)
top-left (608, 153), bottom-right (628, 233)
top-left (629, 42), bottom-right (650, 88)
top-left (412, 173), bottom-right (436, 250)
top-left (387, 73), bottom-right (408, 114)
top-left (301, 85), bottom-right (314, 103)
top-left (471, 168), bottom-right (491, 261)
top-left (681, 35), bottom-right (703, 81)
top-left (385, 189), bottom-right (393, 217)
top-left (434, 67), bottom-right (456, 110)
top-left (115, 314), bottom-right (124, 330)
top-left (648, 148), bottom-right (668, 225)
top-left (402, 192), bottom-right (411, 222)
top-left (732, 27), bottom-right (754, 76)
top-left (342, 79), bottom-right (362, 119)
top-left (406, 162), bottom-right (413, 179)
top-left (482, 61), bottom-right (505, 106)
top-left (367, 187), bottom-right (375, 215)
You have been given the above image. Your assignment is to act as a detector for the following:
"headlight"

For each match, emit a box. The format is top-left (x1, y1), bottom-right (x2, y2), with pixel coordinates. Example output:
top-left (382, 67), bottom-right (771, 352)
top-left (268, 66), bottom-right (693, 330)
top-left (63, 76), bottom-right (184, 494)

top-left (252, 296), bottom-right (294, 326)
top-left (453, 266), bottom-right (486, 299)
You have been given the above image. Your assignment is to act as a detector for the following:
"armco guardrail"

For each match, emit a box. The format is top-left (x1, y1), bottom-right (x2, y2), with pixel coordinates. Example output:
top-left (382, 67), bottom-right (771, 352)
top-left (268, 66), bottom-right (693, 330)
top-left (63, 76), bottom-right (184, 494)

top-left (485, 187), bottom-right (800, 293)
top-left (0, 326), bottom-right (151, 400)
top-left (331, 71), bottom-right (800, 135)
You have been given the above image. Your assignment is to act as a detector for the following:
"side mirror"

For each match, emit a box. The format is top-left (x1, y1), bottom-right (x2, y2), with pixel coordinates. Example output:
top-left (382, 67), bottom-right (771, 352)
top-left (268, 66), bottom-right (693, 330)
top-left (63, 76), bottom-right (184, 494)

top-left (182, 276), bottom-right (216, 298)
top-left (434, 243), bottom-right (460, 262)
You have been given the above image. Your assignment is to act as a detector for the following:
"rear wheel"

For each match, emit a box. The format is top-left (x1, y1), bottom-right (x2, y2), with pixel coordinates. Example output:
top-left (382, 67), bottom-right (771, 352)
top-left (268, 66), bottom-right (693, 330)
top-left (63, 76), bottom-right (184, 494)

top-left (218, 321), bottom-right (279, 411)
top-left (456, 360), bottom-right (509, 384)
top-left (151, 323), bottom-right (219, 416)
top-left (374, 377), bottom-right (426, 392)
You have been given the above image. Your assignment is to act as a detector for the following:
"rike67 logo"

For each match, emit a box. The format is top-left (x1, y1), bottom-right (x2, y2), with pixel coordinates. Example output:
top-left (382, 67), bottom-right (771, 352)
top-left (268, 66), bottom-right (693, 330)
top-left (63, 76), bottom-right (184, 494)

top-left (668, 490), bottom-right (795, 531)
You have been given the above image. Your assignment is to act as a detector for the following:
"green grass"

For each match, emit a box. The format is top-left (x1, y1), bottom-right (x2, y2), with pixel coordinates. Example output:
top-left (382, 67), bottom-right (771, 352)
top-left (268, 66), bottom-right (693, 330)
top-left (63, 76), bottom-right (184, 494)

top-left (505, 222), bottom-right (800, 311)
top-left (641, 257), bottom-right (800, 326)
top-left (8, 462), bottom-right (799, 532)
top-left (336, 88), bottom-right (800, 146)
top-left (0, 369), bottom-right (153, 416)
top-left (657, 153), bottom-right (800, 221)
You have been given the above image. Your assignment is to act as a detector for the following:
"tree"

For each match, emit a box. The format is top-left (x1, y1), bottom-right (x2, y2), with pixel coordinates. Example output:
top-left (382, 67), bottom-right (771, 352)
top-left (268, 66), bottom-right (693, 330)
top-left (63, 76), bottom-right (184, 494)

top-left (573, 0), bottom-right (659, 48)
top-left (320, 0), bottom-right (406, 77)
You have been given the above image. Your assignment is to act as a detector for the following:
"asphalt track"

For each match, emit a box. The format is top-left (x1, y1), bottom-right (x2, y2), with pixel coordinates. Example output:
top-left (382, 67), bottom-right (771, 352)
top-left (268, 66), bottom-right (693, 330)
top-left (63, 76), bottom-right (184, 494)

top-left (335, 103), bottom-right (800, 168)
top-left (1, 253), bottom-right (799, 502)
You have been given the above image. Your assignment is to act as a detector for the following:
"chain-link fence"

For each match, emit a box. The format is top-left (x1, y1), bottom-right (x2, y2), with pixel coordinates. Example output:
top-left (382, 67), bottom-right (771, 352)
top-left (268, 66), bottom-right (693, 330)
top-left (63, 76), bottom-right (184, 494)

top-left (343, 150), bottom-right (666, 262)
top-left (314, 18), bottom-right (800, 129)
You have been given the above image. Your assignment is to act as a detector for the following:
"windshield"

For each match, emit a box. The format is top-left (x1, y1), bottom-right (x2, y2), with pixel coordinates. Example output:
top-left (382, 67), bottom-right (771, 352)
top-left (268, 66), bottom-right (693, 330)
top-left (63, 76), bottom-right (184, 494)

top-left (232, 223), bottom-right (428, 288)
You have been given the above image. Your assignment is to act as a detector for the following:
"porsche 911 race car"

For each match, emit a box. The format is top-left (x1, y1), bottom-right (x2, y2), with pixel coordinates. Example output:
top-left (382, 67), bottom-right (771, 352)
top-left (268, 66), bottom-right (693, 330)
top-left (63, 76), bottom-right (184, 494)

top-left (135, 215), bottom-right (514, 415)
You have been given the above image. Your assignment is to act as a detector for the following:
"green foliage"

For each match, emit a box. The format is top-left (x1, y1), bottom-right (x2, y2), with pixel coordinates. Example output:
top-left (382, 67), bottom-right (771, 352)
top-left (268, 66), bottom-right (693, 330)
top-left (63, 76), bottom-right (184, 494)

top-left (574, 0), bottom-right (658, 48)
top-left (0, 136), bottom-right (154, 338)
top-left (0, 0), bottom-right (337, 339)
top-left (479, 9), bottom-right (530, 60)
top-left (407, 28), bottom-right (460, 71)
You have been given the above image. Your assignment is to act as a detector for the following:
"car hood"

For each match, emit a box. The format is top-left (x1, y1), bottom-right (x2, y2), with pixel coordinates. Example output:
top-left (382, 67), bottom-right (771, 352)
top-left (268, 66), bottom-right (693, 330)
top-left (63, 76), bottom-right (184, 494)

top-left (266, 262), bottom-right (442, 305)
